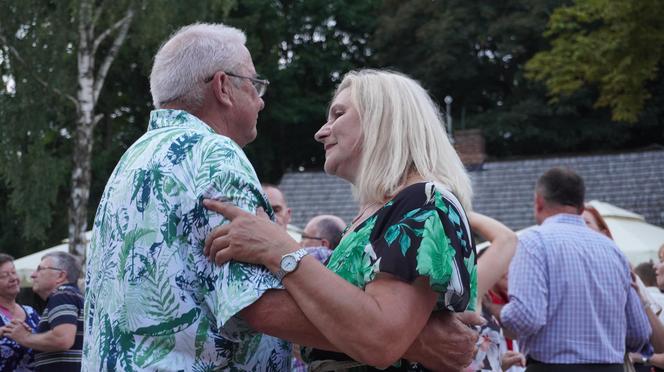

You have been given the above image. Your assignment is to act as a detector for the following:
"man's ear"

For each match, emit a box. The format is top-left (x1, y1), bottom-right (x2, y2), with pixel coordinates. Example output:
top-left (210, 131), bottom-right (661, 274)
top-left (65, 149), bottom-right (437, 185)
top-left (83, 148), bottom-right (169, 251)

top-left (213, 72), bottom-right (233, 107)
top-left (320, 239), bottom-right (330, 249)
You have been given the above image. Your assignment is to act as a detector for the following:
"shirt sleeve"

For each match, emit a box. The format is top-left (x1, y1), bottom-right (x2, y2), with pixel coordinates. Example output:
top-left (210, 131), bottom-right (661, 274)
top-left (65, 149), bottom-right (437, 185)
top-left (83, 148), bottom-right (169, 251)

top-left (369, 184), bottom-right (475, 312)
top-left (46, 291), bottom-right (82, 328)
top-left (624, 286), bottom-right (652, 351)
top-left (194, 138), bottom-right (283, 329)
top-left (501, 230), bottom-right (548, 336)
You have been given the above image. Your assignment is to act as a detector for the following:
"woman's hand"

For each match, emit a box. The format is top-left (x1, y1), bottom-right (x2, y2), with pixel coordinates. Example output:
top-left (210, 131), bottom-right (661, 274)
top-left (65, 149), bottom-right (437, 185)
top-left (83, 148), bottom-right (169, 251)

top-left (500, 351), bottom-right (525, 371)
top-left (203, 199), bottom-right (300, 271)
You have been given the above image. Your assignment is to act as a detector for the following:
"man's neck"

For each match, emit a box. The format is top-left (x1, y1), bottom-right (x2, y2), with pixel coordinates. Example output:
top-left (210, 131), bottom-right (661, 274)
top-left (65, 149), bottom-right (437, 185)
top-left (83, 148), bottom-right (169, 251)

top-left (538, 206), bottom-right (580, 224)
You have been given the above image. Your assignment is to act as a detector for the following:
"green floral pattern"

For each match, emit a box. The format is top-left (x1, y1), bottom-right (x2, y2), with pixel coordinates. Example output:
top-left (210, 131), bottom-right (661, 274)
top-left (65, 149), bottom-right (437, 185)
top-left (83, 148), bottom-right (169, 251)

top-left (83, 110), bottom-right (289, 371)
top-left (327, 182), bottom-right (476, 312)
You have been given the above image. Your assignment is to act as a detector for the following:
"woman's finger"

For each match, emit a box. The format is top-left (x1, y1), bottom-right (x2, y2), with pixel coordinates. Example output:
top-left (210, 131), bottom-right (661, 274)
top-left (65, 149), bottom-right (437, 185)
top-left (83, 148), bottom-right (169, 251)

top-left (208, 235), bottom-right (231, 261)
top-left (204, 224), bottom-right (230, 256)
top-left (214, 245), bottom-right (234, 265)
top-left (256, 207), bottom-right (270, 220)
top-left (203, 199), bottom-right (250, 221)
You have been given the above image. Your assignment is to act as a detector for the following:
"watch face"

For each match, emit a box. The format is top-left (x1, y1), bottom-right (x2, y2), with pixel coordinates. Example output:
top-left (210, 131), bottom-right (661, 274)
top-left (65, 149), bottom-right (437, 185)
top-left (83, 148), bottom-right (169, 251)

top-left (281, 255), bottom-right (298, 272)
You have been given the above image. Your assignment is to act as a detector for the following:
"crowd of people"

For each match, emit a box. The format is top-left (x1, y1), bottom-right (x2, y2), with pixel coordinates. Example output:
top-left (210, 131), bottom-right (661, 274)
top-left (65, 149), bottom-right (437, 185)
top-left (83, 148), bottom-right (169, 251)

top-left (1, 22), bottom-right (663, 372)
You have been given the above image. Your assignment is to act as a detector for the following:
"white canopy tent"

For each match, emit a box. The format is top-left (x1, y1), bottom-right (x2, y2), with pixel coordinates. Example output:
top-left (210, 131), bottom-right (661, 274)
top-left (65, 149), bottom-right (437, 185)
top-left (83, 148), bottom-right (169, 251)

top-left (477, 201), bottom-right (664, 266)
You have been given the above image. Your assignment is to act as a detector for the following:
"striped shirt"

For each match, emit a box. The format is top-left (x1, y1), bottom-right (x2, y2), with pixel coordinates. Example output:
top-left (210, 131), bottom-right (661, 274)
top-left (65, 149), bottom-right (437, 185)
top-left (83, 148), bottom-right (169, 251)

top-left (34, 283), bottom-right (84, 372)
top-left (501, 214), bottom-right (651, 364)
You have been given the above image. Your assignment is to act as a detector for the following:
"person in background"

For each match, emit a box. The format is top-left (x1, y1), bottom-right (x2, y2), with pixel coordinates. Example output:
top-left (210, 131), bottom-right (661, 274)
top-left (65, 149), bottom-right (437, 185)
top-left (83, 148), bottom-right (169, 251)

top-left (583, 203), bottom-right (664, 369)
top-left (299, 214), bottom-right (346, 263)
top-left (466, 212), bottom-right (525, 372)
top-left (500, 167), bottom-right (650, 372)
top-left (263, 183), bottom-right (292, 228)
top-left (0, 254), bottom-right (40, 372)
top-left (2, 252), bottom-right (84, 372)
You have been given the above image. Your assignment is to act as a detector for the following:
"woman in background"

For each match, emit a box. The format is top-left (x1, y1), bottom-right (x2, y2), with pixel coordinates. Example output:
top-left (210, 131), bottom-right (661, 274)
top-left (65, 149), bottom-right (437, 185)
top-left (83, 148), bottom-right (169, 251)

top-left (0, 254), bottom-right (40, 372)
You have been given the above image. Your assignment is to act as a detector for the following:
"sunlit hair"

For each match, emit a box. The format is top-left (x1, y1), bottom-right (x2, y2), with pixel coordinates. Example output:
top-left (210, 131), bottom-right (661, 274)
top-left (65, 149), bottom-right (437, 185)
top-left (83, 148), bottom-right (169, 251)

top-left (583, 203), bottom-right (613, 239)
top-left (335, 69), bottom-right (472, 211)
top-left (150, 23), bottom-right (247, 110)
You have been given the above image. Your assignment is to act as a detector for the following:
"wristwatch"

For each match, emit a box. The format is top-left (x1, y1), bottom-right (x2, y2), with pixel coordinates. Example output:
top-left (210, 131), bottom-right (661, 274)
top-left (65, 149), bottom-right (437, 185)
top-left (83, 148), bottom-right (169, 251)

top-left (641, 356), bottom-right (650, 366)
top-left (275, 248), bottom-right (309, 281)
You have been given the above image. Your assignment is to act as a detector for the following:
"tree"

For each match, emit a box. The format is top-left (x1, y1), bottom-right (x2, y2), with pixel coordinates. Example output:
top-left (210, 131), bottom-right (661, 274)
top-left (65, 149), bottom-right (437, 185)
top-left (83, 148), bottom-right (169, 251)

top-left (526, 0), bottom-right (664, 123)
top-left (0, 0), bottom-right (235, 257)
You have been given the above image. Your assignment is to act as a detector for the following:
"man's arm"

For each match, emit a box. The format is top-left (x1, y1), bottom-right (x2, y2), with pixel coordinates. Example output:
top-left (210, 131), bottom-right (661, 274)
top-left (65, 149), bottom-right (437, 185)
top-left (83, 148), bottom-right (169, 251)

top-left (625, 286), bottom-right (652, 352)
top-left (3, 321), bottom-right (76, 352)
top-left (500, 232), bottom-right (548, 337)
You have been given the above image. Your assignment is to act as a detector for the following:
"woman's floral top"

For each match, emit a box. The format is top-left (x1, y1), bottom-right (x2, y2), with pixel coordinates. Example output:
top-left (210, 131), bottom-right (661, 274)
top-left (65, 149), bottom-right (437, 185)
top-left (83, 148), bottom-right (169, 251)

top-left (304, 181), bottom-right (477, 371)
top-left (0, 305), bottom-right (40, 372)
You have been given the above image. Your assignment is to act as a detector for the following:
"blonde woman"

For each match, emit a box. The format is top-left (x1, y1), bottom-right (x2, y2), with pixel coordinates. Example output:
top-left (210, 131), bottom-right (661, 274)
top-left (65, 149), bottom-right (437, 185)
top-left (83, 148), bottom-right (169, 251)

top-left (204, 69), bottom-right (481, 371)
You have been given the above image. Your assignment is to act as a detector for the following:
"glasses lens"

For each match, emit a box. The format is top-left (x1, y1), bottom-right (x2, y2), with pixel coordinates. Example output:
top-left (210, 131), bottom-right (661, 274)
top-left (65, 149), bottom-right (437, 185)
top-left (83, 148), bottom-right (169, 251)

top-left (254, 82), bottom-right (266, 97)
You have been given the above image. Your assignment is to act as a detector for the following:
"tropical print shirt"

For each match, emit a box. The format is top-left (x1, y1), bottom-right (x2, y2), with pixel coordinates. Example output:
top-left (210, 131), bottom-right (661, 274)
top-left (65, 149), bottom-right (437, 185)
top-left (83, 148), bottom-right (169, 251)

top-left (0, 305), bottom-right (40, 372)
top-left (304, 182), bottom-right (477, 371)
top-left (83, 109), bottom-right (289, 372)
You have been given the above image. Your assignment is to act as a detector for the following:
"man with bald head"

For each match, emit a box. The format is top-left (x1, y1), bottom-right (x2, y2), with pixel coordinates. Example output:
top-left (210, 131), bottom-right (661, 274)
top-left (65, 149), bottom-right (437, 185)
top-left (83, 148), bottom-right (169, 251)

top-left (300, 214), bottom-right (346, 251)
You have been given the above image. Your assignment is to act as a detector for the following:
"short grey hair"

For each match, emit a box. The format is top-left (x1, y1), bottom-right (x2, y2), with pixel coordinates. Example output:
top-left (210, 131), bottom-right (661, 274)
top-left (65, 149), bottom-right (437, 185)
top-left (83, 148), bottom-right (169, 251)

top-left (315, 217), bottom-right (345, 250)
top-left (43, 251), bottom-right (81, 283)
top-left (150, 23), bottom-right (247, 110)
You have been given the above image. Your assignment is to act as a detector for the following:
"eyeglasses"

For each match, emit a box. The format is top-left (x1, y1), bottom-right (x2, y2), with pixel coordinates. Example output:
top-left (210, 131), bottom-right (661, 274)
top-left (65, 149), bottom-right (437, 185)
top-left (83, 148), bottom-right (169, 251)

top-left (36, 265), bottom-right (64, 273)
top-left (0, 271), bottom-right (17, 280)
top-left (301, 234), bottom-right (324, 241)
top-left (205, 71), bottom-right (269, 98)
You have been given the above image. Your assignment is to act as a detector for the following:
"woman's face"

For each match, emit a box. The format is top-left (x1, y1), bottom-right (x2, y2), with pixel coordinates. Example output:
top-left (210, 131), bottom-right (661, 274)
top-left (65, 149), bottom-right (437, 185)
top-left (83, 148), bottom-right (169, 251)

top-left (314, 88), bottom-right (363, 183)
top-left (0, 261), bottom-right (20, 298)
top-left (582, 210), bottom-right (611, 238)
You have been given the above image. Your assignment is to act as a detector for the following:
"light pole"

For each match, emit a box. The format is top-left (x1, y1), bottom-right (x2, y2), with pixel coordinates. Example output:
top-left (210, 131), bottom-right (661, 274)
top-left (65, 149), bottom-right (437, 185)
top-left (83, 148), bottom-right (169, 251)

top-left (444, 95), bottom-right (453, 141)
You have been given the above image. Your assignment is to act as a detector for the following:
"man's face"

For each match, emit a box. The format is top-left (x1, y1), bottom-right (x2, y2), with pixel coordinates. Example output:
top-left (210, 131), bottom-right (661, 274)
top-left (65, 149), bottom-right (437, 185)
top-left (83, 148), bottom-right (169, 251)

top-left (264, 187), bottom-right (291, 228)
top-left (656, 261), bottom-right (664, 290)
top-left (300, 221), bottom-right (324, 248)
top-left (226, 46), bottom-right (265, 147)
top-left (30, 257), bottom-right (64, 299)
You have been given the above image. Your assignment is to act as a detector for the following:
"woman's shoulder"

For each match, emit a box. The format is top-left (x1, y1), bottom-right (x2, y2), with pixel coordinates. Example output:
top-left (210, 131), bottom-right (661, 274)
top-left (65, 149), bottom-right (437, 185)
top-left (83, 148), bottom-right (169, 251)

top-left (391, 182), bottom-right (467, 216)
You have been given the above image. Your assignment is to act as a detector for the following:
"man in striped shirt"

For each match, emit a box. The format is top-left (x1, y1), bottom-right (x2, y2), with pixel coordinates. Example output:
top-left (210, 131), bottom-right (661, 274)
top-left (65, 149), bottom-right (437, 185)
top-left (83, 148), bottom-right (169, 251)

top-left (4, 251), bottom-right (84, 372)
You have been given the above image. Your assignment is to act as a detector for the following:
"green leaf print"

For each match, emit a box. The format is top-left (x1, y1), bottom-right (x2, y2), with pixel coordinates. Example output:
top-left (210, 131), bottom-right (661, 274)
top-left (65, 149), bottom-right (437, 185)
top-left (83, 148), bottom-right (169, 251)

top-left (399, 233), bottom-right (411, 256)
top-left (118, 228), bottom-right (153, 281)
top-left (135, 308), bottom-right (201, 336)
top-left (195, 315), bottom-right (210, 358)
top-left (134, 334), bottom-right (176, 368)
top-left (416, 215), bottom-right (455, 292)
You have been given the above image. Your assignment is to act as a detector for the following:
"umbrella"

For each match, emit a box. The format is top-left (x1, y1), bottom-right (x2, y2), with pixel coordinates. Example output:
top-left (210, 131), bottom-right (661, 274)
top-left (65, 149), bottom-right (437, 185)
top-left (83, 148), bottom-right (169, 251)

top-left (587, 200), bottom-right (664, 266)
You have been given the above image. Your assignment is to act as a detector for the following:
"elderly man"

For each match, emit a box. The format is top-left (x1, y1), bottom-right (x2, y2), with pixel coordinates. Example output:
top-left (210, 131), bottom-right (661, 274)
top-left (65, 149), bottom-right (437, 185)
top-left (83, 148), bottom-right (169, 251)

top-left (500, 167), bottom-right (651, 372)
top-left (4, 252), bottom-right (84, 372)
top-left (262, 183), bottom-right (292, 228)
top-left (83, 23), bottom-right (480, 371)
top-left (299, 214), bottom-right (346, 265)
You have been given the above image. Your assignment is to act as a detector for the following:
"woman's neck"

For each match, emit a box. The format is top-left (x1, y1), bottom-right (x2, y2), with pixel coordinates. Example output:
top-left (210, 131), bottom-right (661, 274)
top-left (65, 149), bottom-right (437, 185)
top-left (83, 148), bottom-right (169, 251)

top-left (0, 294), bottom-right (16, 310)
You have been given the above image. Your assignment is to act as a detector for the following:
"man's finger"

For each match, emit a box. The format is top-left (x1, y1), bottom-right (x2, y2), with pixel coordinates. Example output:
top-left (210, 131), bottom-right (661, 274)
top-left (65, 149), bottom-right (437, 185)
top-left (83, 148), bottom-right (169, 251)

top-left (204, 224), bottom-right (230, 256)
top-left (456, 311), bottom-right (486, 327)
top-left (203, 199), bottom-right (248, 220)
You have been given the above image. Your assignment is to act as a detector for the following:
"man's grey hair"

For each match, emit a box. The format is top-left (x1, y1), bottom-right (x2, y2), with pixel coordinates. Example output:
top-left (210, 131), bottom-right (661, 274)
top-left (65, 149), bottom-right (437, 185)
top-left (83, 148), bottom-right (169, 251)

top-left (43, 251), bottom-right (81, 283)
top-left (150, 23), bottom-right (247, 110)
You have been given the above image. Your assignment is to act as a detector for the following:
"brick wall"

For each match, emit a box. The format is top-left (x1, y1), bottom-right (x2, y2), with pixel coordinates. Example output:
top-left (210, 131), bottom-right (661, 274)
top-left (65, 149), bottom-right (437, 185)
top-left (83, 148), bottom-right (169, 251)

top-left (453, 129), bottom-right (486, 167)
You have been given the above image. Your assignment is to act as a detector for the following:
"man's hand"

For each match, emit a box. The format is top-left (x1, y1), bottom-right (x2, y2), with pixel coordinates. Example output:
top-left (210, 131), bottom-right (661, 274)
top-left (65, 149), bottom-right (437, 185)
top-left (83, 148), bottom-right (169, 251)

top-left (2, 320), bottom-right (32, 345)
top-left (405, 311), bottom-right (484, 371)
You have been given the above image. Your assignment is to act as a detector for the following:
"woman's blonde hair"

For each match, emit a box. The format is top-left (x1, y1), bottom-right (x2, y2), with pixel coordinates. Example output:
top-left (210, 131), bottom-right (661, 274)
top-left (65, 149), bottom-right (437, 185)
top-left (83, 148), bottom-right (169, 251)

top-left (335, 69), bottom-right (472, 211)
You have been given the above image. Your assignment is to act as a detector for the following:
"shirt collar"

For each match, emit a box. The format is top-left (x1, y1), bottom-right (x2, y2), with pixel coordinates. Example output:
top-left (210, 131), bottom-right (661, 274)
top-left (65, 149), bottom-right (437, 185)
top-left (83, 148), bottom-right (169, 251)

top-left (148, 109), bottom-right (216, 134)
top-left (542, 213), bottom-right (586, 226)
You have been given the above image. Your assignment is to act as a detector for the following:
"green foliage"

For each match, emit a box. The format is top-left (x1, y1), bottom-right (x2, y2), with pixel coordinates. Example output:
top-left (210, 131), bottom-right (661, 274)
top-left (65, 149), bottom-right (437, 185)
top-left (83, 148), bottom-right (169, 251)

top-left (526, 0), bottom-right (664, 123)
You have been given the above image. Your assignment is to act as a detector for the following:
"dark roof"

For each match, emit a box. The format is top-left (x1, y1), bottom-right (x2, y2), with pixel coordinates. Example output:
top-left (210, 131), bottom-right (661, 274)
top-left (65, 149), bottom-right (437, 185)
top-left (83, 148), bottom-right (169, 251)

top-left (279, 150), bottom-right (664, 230)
